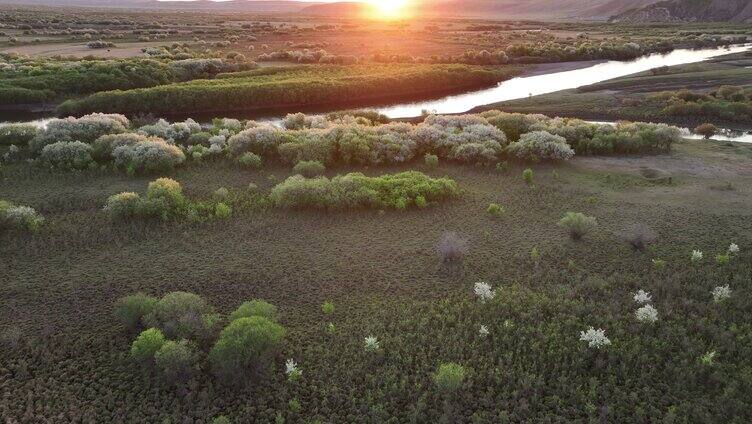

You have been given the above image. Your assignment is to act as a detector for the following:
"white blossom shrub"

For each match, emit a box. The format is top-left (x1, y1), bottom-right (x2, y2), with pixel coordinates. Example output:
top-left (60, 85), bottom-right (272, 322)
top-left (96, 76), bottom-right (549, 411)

top-left (579, 327), bottom-right (611, 349)
top-left (633, 289), bottom-right (652, 304)
top-left (0, 201), bottom-right (44, 233)
top-left (29, 113), bottom-right (129, 153)
top-left (112, 138), bottom-right (186, 174)
top-left (473, 282), bottom-right (495, 303)
top-left (479, 325), bottom-right (489, 337)
top-left (92, 133), bottom-right (161, 161)
top-left (39, 141), bottom-right (93, 170)
top-left (691, 250), bottom-right (703, 264)
top-left (507, 131), bottom-right (575, 162)
top-left (285, 358), bottom-right (302, 381)
top-left (138, 119), bottom-right (200, 144)
top-left (227, 124), bottom-right (284, 157)
top-left (711, 285), bottom-right (731, 303)
top-left (635, 304), bottom-right (658, 324)
top-left (728, 243), bottom-right (739, 255)
top-left (0, 123), bottom-right (37, 146)
top-left (364, 336), bottom-right (380, 352)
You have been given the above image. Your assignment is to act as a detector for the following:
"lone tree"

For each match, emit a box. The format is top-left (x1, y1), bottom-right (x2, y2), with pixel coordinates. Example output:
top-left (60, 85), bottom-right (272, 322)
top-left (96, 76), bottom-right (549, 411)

top-left (693, 123), bottom-right (718, 139)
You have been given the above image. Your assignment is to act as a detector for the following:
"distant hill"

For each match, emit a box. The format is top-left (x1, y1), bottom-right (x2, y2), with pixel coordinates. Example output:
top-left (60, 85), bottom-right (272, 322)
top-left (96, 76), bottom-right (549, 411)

top-left (611, 0), bottom-right (752, 22)
top-left (299, 0), bottom-right (660, 20)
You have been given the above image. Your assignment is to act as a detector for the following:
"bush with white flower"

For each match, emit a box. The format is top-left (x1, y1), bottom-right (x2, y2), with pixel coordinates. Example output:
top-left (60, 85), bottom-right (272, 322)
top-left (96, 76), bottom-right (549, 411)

top-left (728, 243), bottom-right (739, 255)
top-left (579, 327), bottom-right (611, 349)
top-left (364, 336), bottom-right (380, 352)
top-left (635, 304), bottom-right (658, 324)
top-left (711, 285), bottom-right (731, 303)
top-left (112, 138), bottom-right (186, 174)
top-left (0, 200), bottom-right (44, 233)
top-left (39, 141), bottom-right (93, 170)
top-left (633, 289), bottom-right (652, 304)
top-left (691, 250), bottom-right (703, 264)
top-left (285, 358), bottom-right (302, 381)
top-left (479, 325), bottom-right (489, 337)
top-left (473, 282), bottom-right (495, 303)
top-left (29, 113), bottom-right (129, 153)
top-left (506, 130), bottom-right (575, 162)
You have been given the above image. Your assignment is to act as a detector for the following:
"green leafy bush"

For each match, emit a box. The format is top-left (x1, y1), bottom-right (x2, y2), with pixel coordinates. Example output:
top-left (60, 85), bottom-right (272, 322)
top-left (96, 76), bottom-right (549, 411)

top-left (114, 293), bottom-right (157, 330)
top-left (229, 300), bottom-right (278, 322)
top-left (237, 152), bottom-right (262, 169)
top-left (292, 160), bottom-right (325, 178)
top-left (270, 171), bottom-right (458, 210)
top-left (130, 328), bottom-right (166, 363)
top-left (433, 362), bottom-right (466, 393)
top-left (209, 316), bottom-right (286, 382)
top-left (155, 339), bottom-right (199, 384)
top-left (558, 212), bottom-right (597, 240)
top-left (145, 291), bottom-right (215, 340)
top-left (424, 153), bottom-right (438, 168)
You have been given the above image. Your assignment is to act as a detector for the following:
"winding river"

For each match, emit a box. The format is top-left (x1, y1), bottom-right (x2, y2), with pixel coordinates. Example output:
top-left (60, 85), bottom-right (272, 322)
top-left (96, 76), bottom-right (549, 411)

top-left (3, 43), bottom-right (751, 142)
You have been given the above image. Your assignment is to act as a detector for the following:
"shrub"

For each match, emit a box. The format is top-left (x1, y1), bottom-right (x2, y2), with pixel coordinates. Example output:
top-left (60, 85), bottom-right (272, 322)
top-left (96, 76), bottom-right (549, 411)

top-left (437, 231), bottom-right (468, 262)
top-left (237, 152), bottom-right (262, 169)
top-left (522, 168), bottom-right (533, 185)
top-left (209, 316), bottom-right (286, 382)
top-left (0, 201), bottom-right (44, 233)
top-left (145, 292), bottom-right (215, 340)
top-left (694, 123), bottom-right (718, 139)
top-left (114, 293), bottom-right (157, 330)
top-left (507, 131), bottom-right (574, 162)
top-left (624, 224), bottom-right (656, 250)
top-left (227, 125), bottom-right (282, 157)
top-left (103, 192), bottom-right (142, 220)
top-left (270, 171), bottom-right (457, 210)
top-left (215, 202), bottom-right (231, 219)
top-left (155, 339), bottom-right (198, 383)
top-left (92, 133), bottom-right (155, 161)
top-left (424, 153), bottom-right (438, 168)
top-left (558, 212), bottom-right (597, 240)
top-left (229, 300), bottom-right (278, 322)
top-left (487, 203), bottom-right (504, 217)
top-left (112, 138), bottom-right (185, 174)
top-left (433, 362), bottom-right (465, 394)
top-left (130, 328), bottom-right (166, 363)
top-left (292, 160), bottom-right (325, 178)
top-left (0, 123), bottom-right (37, 146)
top-left (321, 301), bottom-right (334, 314)
top-left (29, 113), bottom-right (129, 153)
top-left (39, 141), bottom-right (93, 170)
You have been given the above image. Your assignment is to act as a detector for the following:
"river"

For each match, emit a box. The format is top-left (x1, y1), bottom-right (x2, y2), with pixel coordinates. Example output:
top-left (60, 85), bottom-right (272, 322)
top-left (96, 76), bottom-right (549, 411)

top-left (2, 43), bottom-right (751, 143)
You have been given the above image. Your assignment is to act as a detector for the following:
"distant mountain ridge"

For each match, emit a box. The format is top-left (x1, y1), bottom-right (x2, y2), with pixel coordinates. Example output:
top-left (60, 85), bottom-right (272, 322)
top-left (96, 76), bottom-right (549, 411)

top-left (0, 0), bottom-right (318, 12)
top-left (611, 0), bottom-right (752, 22)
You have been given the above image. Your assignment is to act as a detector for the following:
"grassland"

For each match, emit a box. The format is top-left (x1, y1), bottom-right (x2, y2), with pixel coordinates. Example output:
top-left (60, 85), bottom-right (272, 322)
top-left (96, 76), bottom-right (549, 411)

top-left (2, 136), bottom-right (752, 422)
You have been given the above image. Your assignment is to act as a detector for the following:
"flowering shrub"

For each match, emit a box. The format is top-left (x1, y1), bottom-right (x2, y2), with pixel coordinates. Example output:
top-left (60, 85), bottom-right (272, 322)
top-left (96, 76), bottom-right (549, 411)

top-left (112, 138), bottom-right (185, 174)
top-left (635, 304), bottom-right (658, 324)
top-left (364, 336), bottom-right (380, 352)
top-left (270, 171), bottom-right (458, 210)
top-left (285, 358), bottom-right (302, 381)
top-left (711, 285), bottom-right (731, 303)
top-left (633, 290), bottom-right (652, 304)
top-left (691, 250), bottom-right (703, 264)
top-left (479, 325), bottom-right (489, 337)
top-left (579, 327), bottom-right (611, 349)
top-left (237, 152), bottom-right (262, 169)
top-left (39, 141), bottom-right (93, 170)
top-left (507, 131), bottom-right (575, 162)
top-left (138, 119), bottom-right (200, 144)
top-left (0, 123), bottom-right (37, 146)
top-left (473, 282), bottom-right (495, 303)
top-left (227, 124), bottom-right (283, 157)
top-left (29, 113), bottom-right (129, 153)
top-left (92, 133), bottom-right (157, 161)
top-left (728, 243), bottom-right (739, 255)
top-left (0, 200), bottom-right (44, 233)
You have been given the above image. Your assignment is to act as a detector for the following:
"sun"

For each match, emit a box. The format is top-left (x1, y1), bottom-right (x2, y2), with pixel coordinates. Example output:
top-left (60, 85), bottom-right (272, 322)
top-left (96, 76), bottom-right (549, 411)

top-left (364, 0), bottom-right (410, 19)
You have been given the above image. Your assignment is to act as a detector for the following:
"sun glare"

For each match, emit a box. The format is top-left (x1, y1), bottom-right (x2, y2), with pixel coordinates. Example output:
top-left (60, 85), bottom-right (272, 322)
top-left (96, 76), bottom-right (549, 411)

top-left (365, 0), bottom-right (410, 19)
